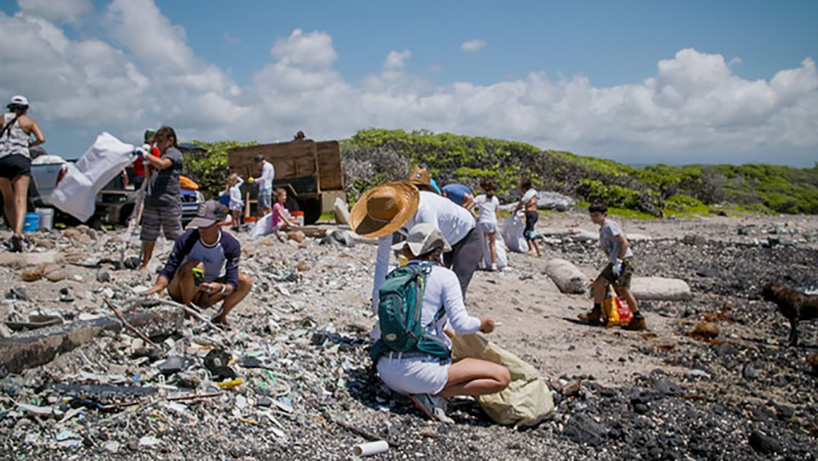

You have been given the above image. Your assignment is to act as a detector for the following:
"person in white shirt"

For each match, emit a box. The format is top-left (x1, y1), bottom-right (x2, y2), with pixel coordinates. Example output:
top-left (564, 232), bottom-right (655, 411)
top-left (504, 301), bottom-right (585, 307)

top-left (375, 223), bottom-right (510, 422)
top-left (227, 174), bottom-right (244, 230)
top-left (473, 178), bottom-right (501, 271)
top-left (252, 154), bottom-right (275, 216)
top-left (514, 177), bottom-right (541, 257)
top-left (350, 181), bottom-right (483, 313)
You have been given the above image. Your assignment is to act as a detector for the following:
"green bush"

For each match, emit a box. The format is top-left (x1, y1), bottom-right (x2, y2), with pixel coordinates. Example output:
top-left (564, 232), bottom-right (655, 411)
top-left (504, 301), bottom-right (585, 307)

top-left (183, 140), bottom-right (256, 200)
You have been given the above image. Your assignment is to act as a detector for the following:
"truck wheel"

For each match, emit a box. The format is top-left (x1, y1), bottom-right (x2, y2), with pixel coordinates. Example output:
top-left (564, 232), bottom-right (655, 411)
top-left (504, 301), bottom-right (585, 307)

top-left (300, 199), bottom-right (322, 225)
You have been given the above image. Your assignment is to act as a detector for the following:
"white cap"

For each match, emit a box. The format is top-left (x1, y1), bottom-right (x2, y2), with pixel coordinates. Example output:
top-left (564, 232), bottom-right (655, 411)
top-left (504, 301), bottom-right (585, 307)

top-left (391, 222), bottom-right (452, 256)
top-left (9, 95), bottom-right (28, 106)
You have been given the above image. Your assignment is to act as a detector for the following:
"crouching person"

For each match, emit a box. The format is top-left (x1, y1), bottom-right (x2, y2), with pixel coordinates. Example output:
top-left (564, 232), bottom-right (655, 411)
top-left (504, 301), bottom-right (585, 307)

top-left (145, 200), bottom-right (252, 326)
top-left (372, 223), bottom-right (510, 423)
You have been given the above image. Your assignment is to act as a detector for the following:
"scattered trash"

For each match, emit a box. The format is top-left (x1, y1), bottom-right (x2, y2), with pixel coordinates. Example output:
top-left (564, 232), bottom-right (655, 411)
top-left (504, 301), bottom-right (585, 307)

top-left (353, 440), bottom-right (389, 457)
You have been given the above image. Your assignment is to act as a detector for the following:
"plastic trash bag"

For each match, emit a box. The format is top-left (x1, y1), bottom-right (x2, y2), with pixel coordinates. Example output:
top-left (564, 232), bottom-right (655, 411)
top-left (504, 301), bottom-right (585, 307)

top-left (451, 333), bottom-right (554, 426)
top-left (50, 132), bottom-right (135, 222)
top-left (250, 213), bottom-right (274, 239)
top-left (478, 227), bottom-right (508, 269)
top-left (502, 212), bottom-right (528, 253)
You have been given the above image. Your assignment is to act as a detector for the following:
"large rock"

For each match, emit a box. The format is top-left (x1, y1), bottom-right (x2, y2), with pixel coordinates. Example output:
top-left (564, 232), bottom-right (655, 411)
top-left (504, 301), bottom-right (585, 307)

top-left (537, 191), bottom-right (575, 211)
top-left (630, 277), bottom-right (692, 301)
top-left (545, 258), bottom-right (587, 294)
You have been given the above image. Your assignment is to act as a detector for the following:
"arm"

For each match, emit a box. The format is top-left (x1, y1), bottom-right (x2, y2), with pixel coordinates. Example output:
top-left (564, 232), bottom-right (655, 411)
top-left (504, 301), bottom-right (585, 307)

top-left (439, 270), bottom-right (481, 334)
top-left (276, 205), bottom-right (298, 226)
top-left (145, 152), bottom-right (173, 170)
top-left (495, 200), bottom-right (501, 221)
top-left (202, 234), bottom-right (239, 295)
top-left (24, 117), bottom-right (46, 147)
top-left (157, 231), bottom-right (194, 283)
top-left (615, 233), bottom-right (630, 260)
top-left (372, 236), bottom-right (392, 313)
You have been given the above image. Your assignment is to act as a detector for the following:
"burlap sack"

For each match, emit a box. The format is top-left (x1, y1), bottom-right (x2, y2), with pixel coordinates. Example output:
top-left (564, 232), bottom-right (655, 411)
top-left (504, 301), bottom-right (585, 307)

top-left (451, 334), bottom-right (554, 426)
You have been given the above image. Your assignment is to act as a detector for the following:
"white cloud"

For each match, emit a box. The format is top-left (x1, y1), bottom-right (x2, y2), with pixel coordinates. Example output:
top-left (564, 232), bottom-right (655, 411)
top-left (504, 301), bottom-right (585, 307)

top-left (384, 50), bottom-right (411, 70)
top-left (0, 3), bottom-right (816, 166)
top-left (461, 39), bottom-right (486, 52)
top-left (271, 29), bottom-right (338, 69)
top-left (18, 0), bottom-right (93, 25)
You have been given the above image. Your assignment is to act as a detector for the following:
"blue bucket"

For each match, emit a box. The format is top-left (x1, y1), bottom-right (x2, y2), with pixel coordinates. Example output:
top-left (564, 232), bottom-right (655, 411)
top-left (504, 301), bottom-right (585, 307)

top-left (23, 212), bottom-right (39, 233)
top-left (219, 192), bottom-right (230, 206)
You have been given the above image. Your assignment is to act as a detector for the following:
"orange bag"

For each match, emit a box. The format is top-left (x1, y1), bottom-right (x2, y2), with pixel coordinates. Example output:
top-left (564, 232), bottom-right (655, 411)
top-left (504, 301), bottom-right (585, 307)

top-left (602, 286), bottom-right (633, 327)
top-left (179, 175), bottom-right (199, 190)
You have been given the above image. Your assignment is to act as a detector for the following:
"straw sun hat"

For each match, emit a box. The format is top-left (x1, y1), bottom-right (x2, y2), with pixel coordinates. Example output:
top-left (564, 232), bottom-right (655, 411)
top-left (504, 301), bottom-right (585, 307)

top-left (408, 166), bottom-right (438, 192)
top-left (350, 181), bottom-right (419, 238)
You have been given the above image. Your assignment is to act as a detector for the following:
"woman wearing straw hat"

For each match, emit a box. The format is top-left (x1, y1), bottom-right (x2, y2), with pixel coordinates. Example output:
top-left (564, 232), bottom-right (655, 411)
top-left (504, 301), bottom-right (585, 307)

top-left (0, 95), bottom-right (45, 252)
top-left (376, 223), bottom-right (509, 422)
top-left (350, 181), bottom-right (483, 314)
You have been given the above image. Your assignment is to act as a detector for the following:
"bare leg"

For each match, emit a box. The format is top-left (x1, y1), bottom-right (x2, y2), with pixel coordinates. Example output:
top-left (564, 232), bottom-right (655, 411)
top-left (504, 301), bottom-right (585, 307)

top-left (210, 273), bottom-right (253, 324)
top-left (436, 358), bottom-right (510, 398)
top-left (531, 237), bottom-right (541, 257)
top-left (612, 285), bottom-right (639, 314)
top-left (487, 232), bottom-right (497, 268)
top-left (593, 275), bottom-right (608, 305)
top-left (140, 241), bottom-right (156, 270)
top-left (167, 260), bottom-right (203, 306)
top-left (231, 210), bottom-right (240, 228)
top-left (0, 179), bottom-right (14, 232)
top-left (11, 176), bottom-right (29, 237)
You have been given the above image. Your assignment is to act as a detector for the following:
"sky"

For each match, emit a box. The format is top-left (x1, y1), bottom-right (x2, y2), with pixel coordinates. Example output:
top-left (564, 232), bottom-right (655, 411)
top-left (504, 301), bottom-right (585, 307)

top-left (1, 0), bottom-right (817, 167)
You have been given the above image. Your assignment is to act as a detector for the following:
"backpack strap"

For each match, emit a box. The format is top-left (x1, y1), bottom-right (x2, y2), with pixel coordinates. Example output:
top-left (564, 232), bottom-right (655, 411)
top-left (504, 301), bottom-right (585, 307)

top-left (1, 114), bottom-right (21, 138)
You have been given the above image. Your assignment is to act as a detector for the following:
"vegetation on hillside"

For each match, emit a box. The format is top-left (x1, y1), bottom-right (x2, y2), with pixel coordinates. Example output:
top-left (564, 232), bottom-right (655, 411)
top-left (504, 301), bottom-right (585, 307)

top-left (182, 140), bottom-right (256, 199)
top-left (340, 129), bottom-right (818, 215)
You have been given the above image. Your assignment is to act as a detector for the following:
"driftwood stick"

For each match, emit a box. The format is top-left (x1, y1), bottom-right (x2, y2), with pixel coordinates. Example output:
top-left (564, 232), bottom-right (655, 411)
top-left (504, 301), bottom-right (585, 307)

top-left (153, 298), bottom-right (234, 345)
top-left (167, 392), bottom-right (225, 402)
top-left (103, 299), bottom-right (160, 349)
top-left (324, 412), bottom-right (399, 447)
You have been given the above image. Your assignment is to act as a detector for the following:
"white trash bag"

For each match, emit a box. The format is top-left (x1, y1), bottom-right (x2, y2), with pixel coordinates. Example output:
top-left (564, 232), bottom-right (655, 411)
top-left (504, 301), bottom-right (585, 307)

top-left (502, 212), bottom-right (528, 253)
top-left (50, 132), bottom-right (135, 222)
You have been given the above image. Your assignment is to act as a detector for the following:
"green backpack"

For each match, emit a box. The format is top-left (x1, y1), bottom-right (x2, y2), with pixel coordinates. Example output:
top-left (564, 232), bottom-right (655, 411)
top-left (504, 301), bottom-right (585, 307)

top-left (370, 262), bottom-right (450, 362)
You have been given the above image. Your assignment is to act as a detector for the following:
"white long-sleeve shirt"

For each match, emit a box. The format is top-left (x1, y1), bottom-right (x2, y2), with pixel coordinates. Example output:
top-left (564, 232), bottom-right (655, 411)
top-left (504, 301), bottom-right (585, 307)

top-left (373, 263), bottom-right (481, 344)
top-left (373, 191), bottom-right (475, 311)
top-left (229, 177), bottom-right (244, 208)
top-left (257, 161), bottom-right (274, 191)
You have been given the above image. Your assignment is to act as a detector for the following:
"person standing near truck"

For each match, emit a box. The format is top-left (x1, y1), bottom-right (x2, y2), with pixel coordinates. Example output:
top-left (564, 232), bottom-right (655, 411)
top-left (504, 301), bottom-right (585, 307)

top-left (0, 95), bottom-right (45, 253)
top-left (138, 126), bottom-right (183, 270)
top-left (252, 154), bottom-right (275, 216)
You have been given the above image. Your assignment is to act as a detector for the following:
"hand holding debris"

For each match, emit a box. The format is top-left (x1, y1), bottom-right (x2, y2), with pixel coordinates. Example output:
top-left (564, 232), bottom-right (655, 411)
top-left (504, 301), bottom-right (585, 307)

top-left (144, 277), bottom-right (169, 297)
top-left (479, 317), bottom-right (496, 334)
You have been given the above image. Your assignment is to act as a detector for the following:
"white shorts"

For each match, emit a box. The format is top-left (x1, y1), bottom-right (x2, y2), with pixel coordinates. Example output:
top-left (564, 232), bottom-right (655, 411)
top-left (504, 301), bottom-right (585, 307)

top-left (229, 202), bottom-right (243, 211)
top-left (376, 353), bottom-right (451, 395)
top-left (479, 221), bottom-right (498, 234)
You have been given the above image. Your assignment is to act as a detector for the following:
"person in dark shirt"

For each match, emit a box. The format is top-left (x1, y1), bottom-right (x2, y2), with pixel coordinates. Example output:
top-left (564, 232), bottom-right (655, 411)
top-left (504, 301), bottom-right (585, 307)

top-left (139, 126), bottom-right (183, 270)
top-left (145, 200), bottom-right (253, 326)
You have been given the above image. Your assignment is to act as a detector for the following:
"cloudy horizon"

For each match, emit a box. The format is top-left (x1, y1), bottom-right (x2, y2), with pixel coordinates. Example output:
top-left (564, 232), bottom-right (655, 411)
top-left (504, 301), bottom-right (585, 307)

top-left (1, 0), bottom-right (816, 167)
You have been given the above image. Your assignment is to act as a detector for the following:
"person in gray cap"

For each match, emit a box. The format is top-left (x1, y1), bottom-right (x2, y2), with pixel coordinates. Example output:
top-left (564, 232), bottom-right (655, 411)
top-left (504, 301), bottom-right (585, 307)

top-left (145, 200), bottom-right (253, 326)
top-left (373, 223), bottom-right (509, 422)
top-left (1, 95), bottom-right (45, 252)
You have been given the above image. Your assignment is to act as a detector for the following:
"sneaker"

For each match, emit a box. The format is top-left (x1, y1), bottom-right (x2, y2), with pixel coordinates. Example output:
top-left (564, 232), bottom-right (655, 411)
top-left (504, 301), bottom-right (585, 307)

top-left (578, 308), bottom-right (602, 325)
top-left (7, 235), bottom-right (24, 253)
top-left (623, 313), bottom-right (647, 331)
top-left (410, 394), bottom-right (453, 424)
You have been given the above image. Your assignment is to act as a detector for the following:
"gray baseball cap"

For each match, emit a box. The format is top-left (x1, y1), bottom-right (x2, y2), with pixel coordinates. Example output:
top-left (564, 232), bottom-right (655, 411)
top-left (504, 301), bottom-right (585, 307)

top-left (187, 200), bottom-right (228, 229)
top-left (391, 222), bottom-right (452, 256)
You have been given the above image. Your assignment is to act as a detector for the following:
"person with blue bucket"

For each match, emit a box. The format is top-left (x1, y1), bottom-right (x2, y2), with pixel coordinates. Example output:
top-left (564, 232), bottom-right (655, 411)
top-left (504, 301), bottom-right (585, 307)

top-left (1, 95), bottom-right (46, 252)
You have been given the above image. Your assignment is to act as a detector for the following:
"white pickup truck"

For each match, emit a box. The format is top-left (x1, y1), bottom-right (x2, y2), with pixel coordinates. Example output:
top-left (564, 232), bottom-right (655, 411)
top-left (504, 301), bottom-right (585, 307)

top-left (29, 152), bottom-right (68, 207)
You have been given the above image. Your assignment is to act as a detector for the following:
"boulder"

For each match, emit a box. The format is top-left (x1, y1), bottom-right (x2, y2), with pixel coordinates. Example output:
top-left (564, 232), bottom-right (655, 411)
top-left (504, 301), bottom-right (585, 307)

top-left (333, 197), bottom-right (350, 225)
top-left (630, 277), bottom-right (692, 301)
top-left (536, 191), bottom-right (574, 211)
top-left (545, 258), bottom-right (587, 294)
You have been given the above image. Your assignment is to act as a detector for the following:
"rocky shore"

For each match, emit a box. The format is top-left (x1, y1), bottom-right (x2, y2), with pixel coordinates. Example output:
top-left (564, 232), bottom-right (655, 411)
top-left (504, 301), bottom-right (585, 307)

top-left (1, 212), bottom-right (816, 460)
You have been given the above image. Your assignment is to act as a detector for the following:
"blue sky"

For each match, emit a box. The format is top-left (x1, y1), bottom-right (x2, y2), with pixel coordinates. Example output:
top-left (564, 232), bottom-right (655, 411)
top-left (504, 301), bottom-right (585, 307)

top-left (1, 0), bottom-right (816, 166)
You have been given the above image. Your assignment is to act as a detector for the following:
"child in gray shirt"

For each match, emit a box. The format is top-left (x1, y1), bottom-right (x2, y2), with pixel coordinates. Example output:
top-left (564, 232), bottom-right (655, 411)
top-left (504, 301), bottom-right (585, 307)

top-left (578, 202), bottom-right (646, 330)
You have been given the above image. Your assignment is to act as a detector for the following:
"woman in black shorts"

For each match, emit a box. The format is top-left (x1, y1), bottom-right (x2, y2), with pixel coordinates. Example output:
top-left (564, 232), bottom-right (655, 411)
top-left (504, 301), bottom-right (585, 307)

top-left (0, 95), bottom-right (45, 252)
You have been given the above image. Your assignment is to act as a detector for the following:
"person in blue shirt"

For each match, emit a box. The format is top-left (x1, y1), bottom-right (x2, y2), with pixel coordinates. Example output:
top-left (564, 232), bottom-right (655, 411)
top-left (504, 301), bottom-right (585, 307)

top-left (145, 200), bottom-right (253, 326)
top-left (441, 183), bottom-right (475, 212)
